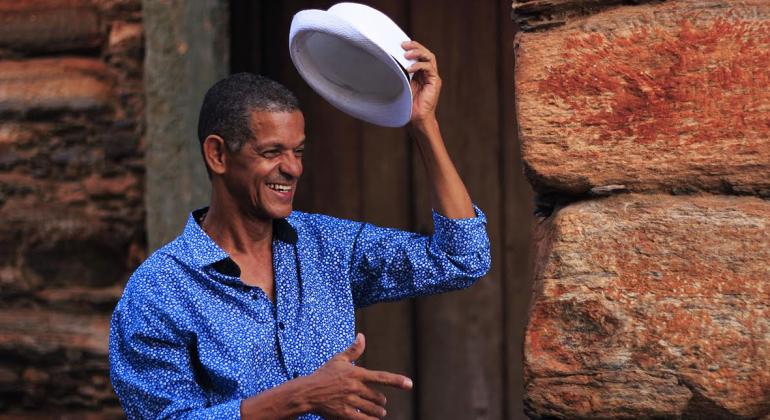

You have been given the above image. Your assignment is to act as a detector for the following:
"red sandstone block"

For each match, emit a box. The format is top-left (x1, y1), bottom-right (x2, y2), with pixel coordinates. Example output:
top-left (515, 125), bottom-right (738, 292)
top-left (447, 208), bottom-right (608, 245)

top-left (0, 58), bottom-right (114, 113)
top-left (515, 0), bottom-right (770, 196)
top-left (524, 194), bottom-right (770, 419)
top-left (0, 0), bottom-right (102, 53)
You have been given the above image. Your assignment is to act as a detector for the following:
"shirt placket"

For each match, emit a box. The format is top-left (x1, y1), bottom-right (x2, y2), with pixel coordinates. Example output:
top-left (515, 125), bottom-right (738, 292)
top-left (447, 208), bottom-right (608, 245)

top-left (273, 239), bottom-right (302, 381)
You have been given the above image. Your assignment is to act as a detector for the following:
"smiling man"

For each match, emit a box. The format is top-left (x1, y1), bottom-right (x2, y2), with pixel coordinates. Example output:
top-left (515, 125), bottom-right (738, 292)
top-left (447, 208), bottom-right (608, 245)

top-left (110, 41), bottom-right (490, 419)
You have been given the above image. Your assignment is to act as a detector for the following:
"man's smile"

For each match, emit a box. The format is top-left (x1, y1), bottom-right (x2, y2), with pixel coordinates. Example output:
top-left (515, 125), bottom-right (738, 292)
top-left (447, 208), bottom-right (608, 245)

top-left (266, 183), bottom-right (293, 193)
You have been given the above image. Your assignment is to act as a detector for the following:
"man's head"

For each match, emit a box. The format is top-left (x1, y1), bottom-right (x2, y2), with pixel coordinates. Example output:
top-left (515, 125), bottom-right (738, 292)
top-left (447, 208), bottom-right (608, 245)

top-left (197, 74), bottom-right (305, 220)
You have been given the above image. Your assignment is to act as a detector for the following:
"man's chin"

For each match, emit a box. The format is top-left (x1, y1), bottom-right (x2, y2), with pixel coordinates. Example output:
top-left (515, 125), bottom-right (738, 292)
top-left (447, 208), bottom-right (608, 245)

top-left (266, 205), bottom-right (293, 220)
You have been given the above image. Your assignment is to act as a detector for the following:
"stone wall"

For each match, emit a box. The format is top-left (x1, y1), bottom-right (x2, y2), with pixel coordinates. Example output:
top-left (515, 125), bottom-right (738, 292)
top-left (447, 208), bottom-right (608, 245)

top-left (0, 0), bottom-right (144, 416)
top-left (514, 0), bottom-right (769, 418)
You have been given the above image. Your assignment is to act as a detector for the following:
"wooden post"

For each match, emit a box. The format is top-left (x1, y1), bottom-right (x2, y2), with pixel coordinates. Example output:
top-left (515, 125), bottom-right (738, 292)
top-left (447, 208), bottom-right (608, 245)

top-left (143, 0), bottom-right (230, 250)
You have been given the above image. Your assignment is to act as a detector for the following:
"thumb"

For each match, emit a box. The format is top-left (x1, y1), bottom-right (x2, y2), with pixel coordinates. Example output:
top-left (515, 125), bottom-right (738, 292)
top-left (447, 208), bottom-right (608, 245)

top-left (341, 333), bottom-right (366, 362)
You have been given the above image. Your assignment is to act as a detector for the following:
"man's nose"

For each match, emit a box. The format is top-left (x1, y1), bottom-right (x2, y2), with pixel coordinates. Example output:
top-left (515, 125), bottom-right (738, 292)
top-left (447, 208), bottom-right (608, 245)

top-left (279, 153), bottom-right (302, 178)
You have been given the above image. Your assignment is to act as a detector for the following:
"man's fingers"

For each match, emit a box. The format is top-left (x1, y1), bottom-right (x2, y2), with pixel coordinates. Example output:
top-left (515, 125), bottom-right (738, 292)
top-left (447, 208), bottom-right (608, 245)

top-left (341, 333), bottom-right (366, 362)
top-left (407, 62), bottom-right (440, 81)
top-left (401, 40), bottom-right (426, 51)
top-left (362, 368), bottom-right (413, 390)
top-left (343, 408), bottom-right (378, 420)
top-left (358, 384), bottom-right (387, 406)
top-left (402, 40), bottom-right (437, 68)
top-left (407, 61), bottom-right (434, 74)
top-left (404, 48), bottom-right (435, 62)
top-left (349, 395), bottom-right (387, 418)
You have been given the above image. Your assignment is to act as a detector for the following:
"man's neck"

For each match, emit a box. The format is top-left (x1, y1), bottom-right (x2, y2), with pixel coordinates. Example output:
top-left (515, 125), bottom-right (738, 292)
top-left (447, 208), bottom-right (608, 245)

top-left (202, 199), bottom-right (273, 257)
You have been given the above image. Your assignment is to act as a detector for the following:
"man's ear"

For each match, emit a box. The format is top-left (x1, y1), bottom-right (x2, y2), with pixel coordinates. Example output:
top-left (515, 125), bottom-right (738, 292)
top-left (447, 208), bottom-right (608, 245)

top-left (203, 135), bottom-right (228, 175)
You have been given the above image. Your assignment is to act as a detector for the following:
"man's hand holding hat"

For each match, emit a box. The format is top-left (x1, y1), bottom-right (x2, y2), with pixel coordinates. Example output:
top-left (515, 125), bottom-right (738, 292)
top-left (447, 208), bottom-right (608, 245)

top-left (403, 40), bottom-right (442, 126)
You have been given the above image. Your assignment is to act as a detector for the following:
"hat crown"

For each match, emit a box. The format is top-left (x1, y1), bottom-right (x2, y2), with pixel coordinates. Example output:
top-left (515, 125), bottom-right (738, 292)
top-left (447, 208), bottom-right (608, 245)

top-left (326, 3), bottom-right (412, 71)
top-left (289, 2), bottom-right (415, 127)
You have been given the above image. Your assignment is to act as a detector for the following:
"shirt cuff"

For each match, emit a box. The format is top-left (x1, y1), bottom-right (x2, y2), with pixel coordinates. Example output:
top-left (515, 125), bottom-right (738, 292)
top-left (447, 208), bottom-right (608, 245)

top-left (432, 204), bottom-right (489, 255)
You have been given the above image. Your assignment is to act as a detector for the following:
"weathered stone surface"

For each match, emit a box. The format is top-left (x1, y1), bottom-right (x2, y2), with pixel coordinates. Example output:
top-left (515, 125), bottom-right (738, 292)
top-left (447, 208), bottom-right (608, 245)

top-left (524, 194), bottom-right (770, 419)
top-left (0, 58), bottom-right (114, 113)
top-left (0, 1), bottom-right (102, 54)
top-left (515, 0), bottom-right (770, 196)
top-left (0, 198), bottom-right (142, 293)
top-left (107, 20), bottom-right (143, 54)
top-left (511, 0), bottom-right (660, 32)
top-left (0, 309), bottom-right (115, 409)
top-left (0, 309), bottom-right (108, 355)
top-left (0, 1), bottom-right (143, 416)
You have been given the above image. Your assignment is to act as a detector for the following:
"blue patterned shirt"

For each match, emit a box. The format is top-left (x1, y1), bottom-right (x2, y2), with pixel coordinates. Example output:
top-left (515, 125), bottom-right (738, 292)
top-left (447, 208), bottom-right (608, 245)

top-left (110, 206), bottom-right (490, 419)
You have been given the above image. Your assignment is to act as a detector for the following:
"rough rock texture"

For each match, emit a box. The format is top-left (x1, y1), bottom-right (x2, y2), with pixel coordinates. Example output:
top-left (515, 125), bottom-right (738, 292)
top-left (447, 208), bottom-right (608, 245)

top-left (0, 58), bottom-right (115, 113)
top-left (0, 0), bottom-right (144, 415)
top-left (511, 0), bottom-right (662, 32)
top-left (0, 1), bottom-right (103, 54)
top-left (524, 194), bottom-right (770, 419)
top-left (515, 0), bottom-right (770, 197)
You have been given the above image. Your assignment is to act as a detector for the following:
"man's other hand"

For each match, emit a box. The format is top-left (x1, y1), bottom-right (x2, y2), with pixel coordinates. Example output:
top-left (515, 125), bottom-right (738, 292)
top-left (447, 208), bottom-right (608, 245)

top-left (302, 333), bottom-right (413, 419)
top-left (403, 40), bottom-right (441, 125)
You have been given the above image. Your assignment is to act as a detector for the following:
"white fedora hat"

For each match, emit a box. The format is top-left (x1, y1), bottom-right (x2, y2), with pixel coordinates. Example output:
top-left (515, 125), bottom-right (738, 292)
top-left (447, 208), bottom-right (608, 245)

top-left (289, 2), bottom-right (415, 127)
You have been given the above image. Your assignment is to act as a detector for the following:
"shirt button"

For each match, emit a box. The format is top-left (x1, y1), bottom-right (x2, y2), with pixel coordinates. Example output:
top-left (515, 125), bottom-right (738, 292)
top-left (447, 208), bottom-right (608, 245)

top-left (278, 322), bottom-right (285, 330)
top-left (251, 294), bottom-right (259, 300)
top-left (293, 371), bottom-right (299, 378)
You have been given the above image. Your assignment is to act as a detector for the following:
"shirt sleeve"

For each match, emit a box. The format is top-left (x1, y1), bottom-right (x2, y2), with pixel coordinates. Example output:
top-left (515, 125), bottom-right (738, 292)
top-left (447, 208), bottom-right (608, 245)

top-left (349, 204), bottom-right (491, 308)
top-left (109, 278), bottom-right (242, 420)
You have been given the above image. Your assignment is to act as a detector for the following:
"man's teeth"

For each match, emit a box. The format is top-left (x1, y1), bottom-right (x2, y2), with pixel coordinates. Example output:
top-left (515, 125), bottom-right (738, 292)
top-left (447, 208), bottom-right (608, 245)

top-left (267, 183), bottom-right (291, 192)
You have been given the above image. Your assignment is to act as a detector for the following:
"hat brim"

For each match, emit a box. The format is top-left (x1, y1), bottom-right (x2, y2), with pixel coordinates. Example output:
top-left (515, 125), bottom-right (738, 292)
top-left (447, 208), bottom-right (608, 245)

top-left (289, 8), bottom-right (413, 127)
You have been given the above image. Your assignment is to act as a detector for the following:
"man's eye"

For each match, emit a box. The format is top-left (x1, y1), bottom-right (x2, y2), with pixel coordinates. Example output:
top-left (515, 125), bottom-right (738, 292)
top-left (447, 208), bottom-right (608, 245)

top-left (261, 150), bottom-right (280, 158)
top-left (294, 148), bottom-right (304, 157)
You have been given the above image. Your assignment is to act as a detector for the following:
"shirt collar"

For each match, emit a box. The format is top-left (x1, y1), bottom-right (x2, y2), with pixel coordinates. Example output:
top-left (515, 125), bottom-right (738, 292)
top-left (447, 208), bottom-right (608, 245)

top-left (177, 207), bottom-right (298, 269)
top-left (178, 207), bottom-right (229, 268)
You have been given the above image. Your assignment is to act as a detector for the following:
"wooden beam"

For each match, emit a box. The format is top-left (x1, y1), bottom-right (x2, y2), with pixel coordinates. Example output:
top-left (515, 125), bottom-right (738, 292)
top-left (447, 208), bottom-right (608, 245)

top-left (410, 1), bottom-right (504, 418)
top-left (143, 0), bottom-right (229, 250)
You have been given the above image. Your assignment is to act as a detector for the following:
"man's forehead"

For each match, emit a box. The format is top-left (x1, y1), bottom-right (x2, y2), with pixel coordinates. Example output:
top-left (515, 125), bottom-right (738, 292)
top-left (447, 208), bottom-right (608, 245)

top-left (248, 109), bottom-right (304, 126)
top-left (246, 110), bottom-right (305, 148)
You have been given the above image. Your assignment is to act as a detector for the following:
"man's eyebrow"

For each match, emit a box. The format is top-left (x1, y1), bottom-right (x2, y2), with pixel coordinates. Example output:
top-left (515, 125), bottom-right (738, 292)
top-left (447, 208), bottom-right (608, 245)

top-left (254, 139), bottom-right (306, 150)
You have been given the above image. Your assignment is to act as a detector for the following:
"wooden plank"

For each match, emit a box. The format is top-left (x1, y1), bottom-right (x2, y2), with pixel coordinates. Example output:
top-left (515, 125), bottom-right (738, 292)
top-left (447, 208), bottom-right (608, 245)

top-left (354, 2), bottom-right (415, 419)
top-left (143, 0), bottom-right (229, 251)
top-left (410, 1), bottom-right (504, 419)
top-left (229, 1), bottom-right (262, 73)
top-left (256, 0), bottom-right (363, 220)
top-left (500, 1), bottom-right (536, 419)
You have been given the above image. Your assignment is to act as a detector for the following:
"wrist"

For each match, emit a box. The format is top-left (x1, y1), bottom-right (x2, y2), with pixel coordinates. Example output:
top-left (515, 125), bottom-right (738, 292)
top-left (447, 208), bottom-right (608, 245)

top-left (240, 376), bottom-right (313, 419)
top-left (289, 375), bottom-right (315, 414)
top-left (408, 116), bottom-right (440, 141)
top-left (409, 114), bottom-right (439, 131)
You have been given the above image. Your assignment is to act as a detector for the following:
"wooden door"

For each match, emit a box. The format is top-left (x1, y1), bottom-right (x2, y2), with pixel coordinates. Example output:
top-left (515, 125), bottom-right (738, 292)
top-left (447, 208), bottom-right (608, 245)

top-left (229, 1), bottom-right (533, 418)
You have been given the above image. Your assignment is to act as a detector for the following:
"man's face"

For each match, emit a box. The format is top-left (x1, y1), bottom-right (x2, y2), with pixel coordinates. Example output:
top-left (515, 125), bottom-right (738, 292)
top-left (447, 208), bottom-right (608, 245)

top-left (223, 110), bottom-right (305, 220)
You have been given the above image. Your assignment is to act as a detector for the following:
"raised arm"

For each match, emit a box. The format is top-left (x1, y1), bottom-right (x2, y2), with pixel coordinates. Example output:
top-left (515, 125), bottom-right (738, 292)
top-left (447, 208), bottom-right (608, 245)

top-left (403, 40), bottom-right (474, 219)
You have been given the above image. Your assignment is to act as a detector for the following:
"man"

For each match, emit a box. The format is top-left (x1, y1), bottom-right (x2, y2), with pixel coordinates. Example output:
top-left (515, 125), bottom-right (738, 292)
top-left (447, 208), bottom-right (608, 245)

top-left (110, 41), bottom-right (490, 419)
